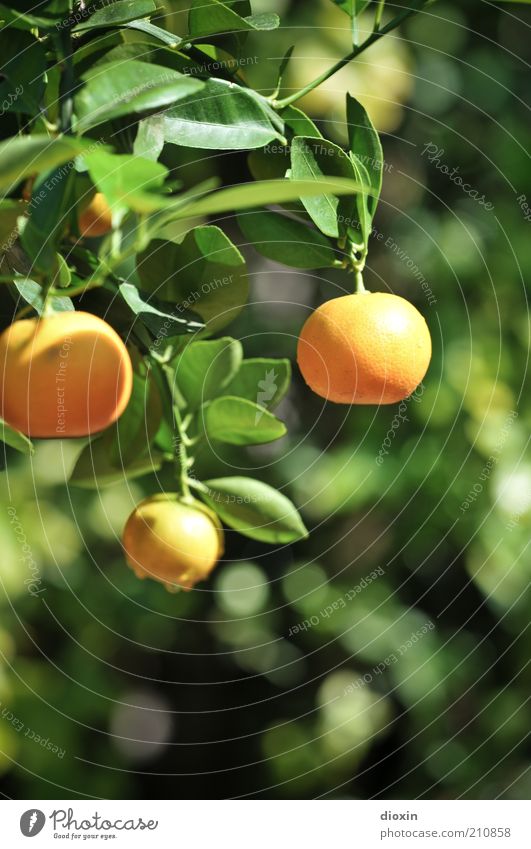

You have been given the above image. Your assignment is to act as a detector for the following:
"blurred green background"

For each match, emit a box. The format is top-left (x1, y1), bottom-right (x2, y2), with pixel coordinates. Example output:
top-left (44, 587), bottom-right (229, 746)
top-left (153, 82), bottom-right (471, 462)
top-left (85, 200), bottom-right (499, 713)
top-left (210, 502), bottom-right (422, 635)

top-left (0, 0), bottom-right (530, 799)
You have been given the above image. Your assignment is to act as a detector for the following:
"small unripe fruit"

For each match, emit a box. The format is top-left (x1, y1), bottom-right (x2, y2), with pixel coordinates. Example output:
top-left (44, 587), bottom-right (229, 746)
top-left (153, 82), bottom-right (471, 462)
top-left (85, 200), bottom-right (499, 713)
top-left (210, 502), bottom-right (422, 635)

top-left (122, 495), bottom-right (224, 591)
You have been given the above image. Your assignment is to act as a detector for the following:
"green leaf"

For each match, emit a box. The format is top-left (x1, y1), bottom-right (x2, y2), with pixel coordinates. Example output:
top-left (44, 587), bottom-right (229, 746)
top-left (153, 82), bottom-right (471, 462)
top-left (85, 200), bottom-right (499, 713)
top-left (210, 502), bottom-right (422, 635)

top-left (237, 209), bottom-right (337, 268)
top-left (247, 105), bottom-right (320, 182)
top-left (188, 0), bottom-right (279, 38)
top-left (201, 477), bottom-right (308, 542)
top-left (70, 438), bottom-right (163, 488)
top-left (162, 78), bottom-right (284, 150)
top-left (73, 0), bottom-right (158, 32)
top-left (290, 136), bottom-right (357, 238)
top-left (331, 0), bottom-right (370, 15)
top-left (346, 93), bottom-right (383, 217)
top-left (20, 164), bottom-right (75, 273)
top-left (134, 115), bottom-right (166, 162)
top-left (0, 418), bottom-right (34, 456)
top-left (75, 60), bottom-right (204, 133)
top-left (84, 149), bottom-right (168, 214)
top-left (0, 4), bottom-right (59, 29)
top-left (347, 155), bottom-right (371, 248)
top-left (137, 226), bottom-right (248, 335)
top-left (171, 176), bottom-right (363, 219)
top-left (125, 19), bottom-right (183, 46)
top-left (174, 337), bottom-right (243, 409)
top-left (0, 135), bottom-right (91, 194)
top-left (203, 396), bottom-right (286, 445)
top-left (224, 358), bottom-right (291, 410)
top-left (13, 279), bottom-right (74, 315)
top-left (118, 282), bottom-right (205, 339)
top-left (283, 105), bottom-right (322, 139)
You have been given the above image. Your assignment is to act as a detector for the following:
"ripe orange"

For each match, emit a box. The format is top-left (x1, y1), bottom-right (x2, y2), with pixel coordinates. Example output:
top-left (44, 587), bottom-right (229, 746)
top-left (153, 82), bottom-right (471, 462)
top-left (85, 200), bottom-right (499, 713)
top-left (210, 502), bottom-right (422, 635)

top-left (0, 311), bottom-right (133, 437)
top-left (297, 292), bottom-right (431, 404)
top-left (78, 192), bottom-right (113, 238)
top-left (122, 495), bottom-right (224, 591)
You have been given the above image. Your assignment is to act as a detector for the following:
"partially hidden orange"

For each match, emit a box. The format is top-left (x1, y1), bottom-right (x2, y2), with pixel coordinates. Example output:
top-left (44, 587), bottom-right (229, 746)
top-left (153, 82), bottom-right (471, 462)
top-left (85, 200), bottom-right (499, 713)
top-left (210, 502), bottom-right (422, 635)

top-left (78, 192), bottom-right (113, 238)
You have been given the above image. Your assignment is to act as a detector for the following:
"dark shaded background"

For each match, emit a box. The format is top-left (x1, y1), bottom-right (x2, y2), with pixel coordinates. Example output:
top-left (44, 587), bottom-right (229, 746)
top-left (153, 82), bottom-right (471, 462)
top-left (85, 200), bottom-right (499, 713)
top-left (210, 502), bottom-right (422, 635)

top-left (0, 0), bottom-right (529, 799)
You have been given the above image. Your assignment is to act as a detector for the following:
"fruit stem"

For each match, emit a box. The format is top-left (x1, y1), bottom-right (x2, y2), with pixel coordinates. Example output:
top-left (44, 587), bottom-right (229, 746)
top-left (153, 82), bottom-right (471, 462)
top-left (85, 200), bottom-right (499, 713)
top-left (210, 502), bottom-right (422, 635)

top-left (355, 270), bottom-right (367, 294)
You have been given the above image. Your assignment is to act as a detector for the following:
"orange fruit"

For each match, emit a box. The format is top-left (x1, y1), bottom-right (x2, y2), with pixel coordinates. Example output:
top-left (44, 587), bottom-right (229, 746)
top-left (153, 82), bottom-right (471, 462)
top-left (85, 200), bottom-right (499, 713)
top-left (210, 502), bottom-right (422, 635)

top-left (0, 311), bottom-right (133, 437)
top-left (297, 292), bottom-right (431, 404)
top-left (123, 495), bottom-right (224, 591)
top-left (78, 192), bottom-right (113, 238)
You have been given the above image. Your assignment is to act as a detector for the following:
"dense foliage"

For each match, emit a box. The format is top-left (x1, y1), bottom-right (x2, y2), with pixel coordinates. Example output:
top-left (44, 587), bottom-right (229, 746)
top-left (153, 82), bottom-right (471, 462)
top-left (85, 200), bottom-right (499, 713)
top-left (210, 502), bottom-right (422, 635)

top-left (0, 0), bottom-right (529, 800)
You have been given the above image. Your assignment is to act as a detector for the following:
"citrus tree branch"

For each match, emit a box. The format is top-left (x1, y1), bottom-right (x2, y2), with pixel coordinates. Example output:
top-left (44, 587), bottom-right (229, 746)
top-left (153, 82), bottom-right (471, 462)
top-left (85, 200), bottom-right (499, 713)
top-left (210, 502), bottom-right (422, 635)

top-left (272, 0), bottom-right (433, 110)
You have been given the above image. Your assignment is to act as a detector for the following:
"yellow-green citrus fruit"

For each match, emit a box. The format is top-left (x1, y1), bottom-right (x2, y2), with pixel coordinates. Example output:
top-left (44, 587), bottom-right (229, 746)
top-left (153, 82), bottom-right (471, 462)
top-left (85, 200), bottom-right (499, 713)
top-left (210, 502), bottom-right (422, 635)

top-left (122, 495), bottom-right (224, 591)
top-left (297, 292), bottom-right (432, 404)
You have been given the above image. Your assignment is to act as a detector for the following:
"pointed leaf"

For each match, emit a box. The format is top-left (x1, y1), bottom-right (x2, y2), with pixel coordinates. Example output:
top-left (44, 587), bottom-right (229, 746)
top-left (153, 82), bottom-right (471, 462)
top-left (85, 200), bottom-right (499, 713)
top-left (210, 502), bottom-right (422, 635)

top-left (162, 78), bottom-right (284, 150)
top-left (75, 61), bottom-right (204, 132)
top-left (174, 337), bottom-right (243, 409)
top-left (1, 418), bottom-right (34, 455)
top-left (203, 396), bottom-right (286, 445)
top-left (201, 476), bottom-right (308, 543)
top-left (291, 136), bottom-right (358, 238)
top-left (346, 93), bottom-right (384, 217)
top-left (224, 358), bottom-right (291, 410)
top-left (73, 0), bottom-right (158, 31)
top-left (118, 282), bottom-right (205, 338)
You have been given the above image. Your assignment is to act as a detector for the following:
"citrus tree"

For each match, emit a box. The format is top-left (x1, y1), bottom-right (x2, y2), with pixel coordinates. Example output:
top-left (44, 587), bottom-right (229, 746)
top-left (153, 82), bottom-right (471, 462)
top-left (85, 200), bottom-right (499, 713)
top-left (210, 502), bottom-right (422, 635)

top-left (0, 0), bottom-right (436, 591)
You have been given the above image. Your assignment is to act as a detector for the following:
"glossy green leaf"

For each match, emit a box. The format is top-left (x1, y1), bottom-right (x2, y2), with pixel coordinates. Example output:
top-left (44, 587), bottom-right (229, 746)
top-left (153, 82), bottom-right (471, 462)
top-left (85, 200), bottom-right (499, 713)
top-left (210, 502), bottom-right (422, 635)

top-left (0, 418), bottom-right (34, 456)
top-left (84, 149), bottom-right (168, 214)
top-left (188, 0), bottom-right (279, 38)
top-left (125, 19), bottom-right (183, 46)
top-left (224, 358), bottom-right (291, 410)
top-left (171, 176), bottom-right (363, 218)
top-left (174, 337), bottom-right (243, 409)
top-left (0, 135), bottom-right (91, 193)
top-left (346, 93), bottom-right (383, 217)
top-left (118, 282), bottom-right (205, 339)
top-left (20, 164), bottom-right (75, 273)
top-left (290, 136), bottom-right (357, 238)
top-left (137, 226), bottom-right (248, 335)
top-left (283, 105), bottom-right (322, 139)
top-left (162, 78), bottom-right (284, 150)
top-left (201, 476), bottom-right (308, 542)
top-left (73, 0), bottom-right (157, 31)
top-left (75, 61), bottom-right (204, 133)
top-left (237, 209), bottom-right (337, 268)
top-left (203, 396), bottom-right (286, 445)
